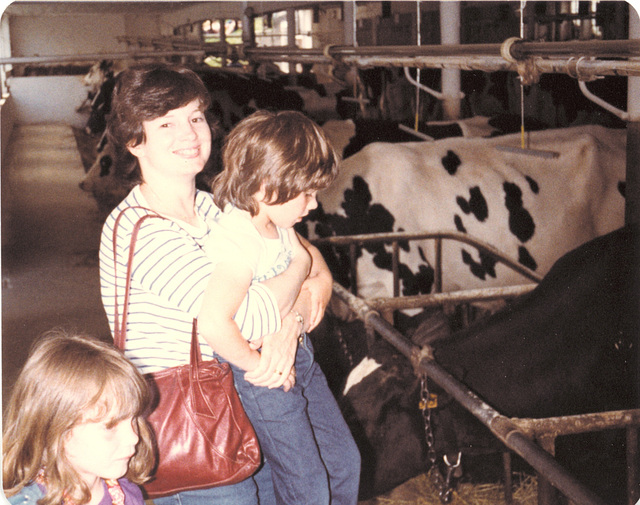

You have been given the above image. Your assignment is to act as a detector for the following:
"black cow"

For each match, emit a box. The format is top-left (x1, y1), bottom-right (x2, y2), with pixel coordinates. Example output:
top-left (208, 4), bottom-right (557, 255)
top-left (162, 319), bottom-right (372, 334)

top-left (310, 224), bottom-right (638, 502)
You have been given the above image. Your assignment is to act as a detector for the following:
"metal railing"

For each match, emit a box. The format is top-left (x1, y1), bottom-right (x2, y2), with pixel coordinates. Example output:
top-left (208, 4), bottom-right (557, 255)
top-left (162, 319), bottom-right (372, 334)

top-left (311, 229), bottom-right (543, 321)
top-left (313, 230), bottom-right (638, 504)
top-left (331, 283), bottom-right (639, 505)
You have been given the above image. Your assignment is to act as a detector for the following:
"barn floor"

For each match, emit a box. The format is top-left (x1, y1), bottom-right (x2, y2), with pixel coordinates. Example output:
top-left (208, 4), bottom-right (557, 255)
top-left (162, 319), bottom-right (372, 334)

top-left (2, 123), bottom-right (110, 408)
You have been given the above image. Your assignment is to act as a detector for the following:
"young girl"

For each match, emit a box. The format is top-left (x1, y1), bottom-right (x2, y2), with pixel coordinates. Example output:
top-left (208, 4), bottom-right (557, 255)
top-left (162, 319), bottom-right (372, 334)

top-left (199, 109), bottom-right (361, 505)
top-left (3, 330), bottom-right (155, 505)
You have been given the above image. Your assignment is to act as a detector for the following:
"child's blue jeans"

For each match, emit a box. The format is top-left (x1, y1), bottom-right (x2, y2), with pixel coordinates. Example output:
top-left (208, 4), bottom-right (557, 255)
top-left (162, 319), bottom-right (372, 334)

top-left (229, 332), bottom-right (361, 505)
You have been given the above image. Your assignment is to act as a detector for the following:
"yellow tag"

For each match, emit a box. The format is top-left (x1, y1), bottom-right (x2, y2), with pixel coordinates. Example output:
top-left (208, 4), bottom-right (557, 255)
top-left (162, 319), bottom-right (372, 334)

top-left (419, 393), bottom-right (438, 409)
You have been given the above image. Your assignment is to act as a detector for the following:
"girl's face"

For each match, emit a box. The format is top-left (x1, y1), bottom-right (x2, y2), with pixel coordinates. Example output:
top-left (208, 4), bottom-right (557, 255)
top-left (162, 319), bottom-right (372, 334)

top-left (129, 99), bottom-right (211, 182)
top-left (260, 191), bottom-right (319, 230)
top-left (64, 407), bottom-right (140, 493)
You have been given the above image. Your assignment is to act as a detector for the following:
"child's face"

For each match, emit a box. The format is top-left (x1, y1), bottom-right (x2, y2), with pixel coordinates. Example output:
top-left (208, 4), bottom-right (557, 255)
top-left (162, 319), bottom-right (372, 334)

top-left (262, 191), bottom-right (318, 229)
top-left (128, 99), bottom-right (211, 181)
top-left (64, 408), bottom-right (140, 490)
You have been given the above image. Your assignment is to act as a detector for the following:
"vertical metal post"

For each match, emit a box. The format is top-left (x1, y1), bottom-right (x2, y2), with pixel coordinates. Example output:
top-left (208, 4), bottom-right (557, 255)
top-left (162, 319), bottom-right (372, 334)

top-left (440, 1), bottom-right (461, 119)
top-left (627, 0), bottom-right (640, 436)
top-left (502, 452), bottom-right (513, 505)
top-left (218, 18), bottom-right (227, 66)
top-left (434, 237), bottom-right (443, 293)
top-left (626, 6), bottom-right (640, 226)
top-left (287, 7), bottom-right (296, 77)
top-left (241, 2), bottom-right (255, 48)
top-left (349, 243), bottom-right (358, 296)
top-left (343, 1), bottom-right (356, 46)
top-left (627, 426), bottom-right (639, 505)
top-left (392, 240), bottom-right (400, 298)
top-left (536, 434), bottom-right (561, 505)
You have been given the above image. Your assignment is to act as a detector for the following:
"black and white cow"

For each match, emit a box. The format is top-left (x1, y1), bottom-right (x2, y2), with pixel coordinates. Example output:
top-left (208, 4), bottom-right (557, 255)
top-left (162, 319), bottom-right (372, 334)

top-left (321, 115), bottom-right (499, 160)
top-left (310, 224), bottom-right (638, 502)
top-left (298, 125), bottom-right (627, 299)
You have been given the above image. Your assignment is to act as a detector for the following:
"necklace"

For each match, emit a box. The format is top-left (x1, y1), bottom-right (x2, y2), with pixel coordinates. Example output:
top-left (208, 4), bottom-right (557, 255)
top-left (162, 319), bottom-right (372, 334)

top-left (140, 183), bottom-right (197, 224)
top-left (36, 470), bottom-right (125, 505)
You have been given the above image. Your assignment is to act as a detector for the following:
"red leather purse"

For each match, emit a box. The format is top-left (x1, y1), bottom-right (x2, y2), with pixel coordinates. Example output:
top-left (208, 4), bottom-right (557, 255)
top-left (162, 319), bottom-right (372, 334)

top-left (112, 209), bottom-right (261, 498)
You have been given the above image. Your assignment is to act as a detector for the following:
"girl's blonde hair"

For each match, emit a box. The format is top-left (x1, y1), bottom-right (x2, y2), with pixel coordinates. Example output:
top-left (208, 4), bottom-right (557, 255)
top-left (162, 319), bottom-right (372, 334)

top-left (212, 109), bottom-right (339, 216)
top-left (3, 330), bottom-right (154, 505)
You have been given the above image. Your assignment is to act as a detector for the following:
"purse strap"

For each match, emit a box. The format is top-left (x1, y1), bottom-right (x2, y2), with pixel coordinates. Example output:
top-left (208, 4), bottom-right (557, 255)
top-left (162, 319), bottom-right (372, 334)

top-left (111, 206), bottom-right (203, 373)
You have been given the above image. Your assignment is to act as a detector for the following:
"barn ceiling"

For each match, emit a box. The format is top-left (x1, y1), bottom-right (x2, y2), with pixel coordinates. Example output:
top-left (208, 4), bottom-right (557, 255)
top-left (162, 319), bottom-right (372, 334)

top-left (2, 1), bottom-right (321, 17)
top-left (3, 1), bottom-right (205, 16)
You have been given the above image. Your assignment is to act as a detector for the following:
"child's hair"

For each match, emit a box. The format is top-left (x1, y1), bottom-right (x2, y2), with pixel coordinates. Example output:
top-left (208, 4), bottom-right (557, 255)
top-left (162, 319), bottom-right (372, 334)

top-left (212, 109), bottom-right (339, 216)
top-left (107, 62), bottom-right (220, 187)
top-left (2, 330), bottom-right (155, 505)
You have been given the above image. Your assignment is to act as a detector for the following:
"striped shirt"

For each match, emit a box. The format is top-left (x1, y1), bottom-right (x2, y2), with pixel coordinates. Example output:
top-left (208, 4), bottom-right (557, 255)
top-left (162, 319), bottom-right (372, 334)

top-left (99, 186), bottom-right (281, 374)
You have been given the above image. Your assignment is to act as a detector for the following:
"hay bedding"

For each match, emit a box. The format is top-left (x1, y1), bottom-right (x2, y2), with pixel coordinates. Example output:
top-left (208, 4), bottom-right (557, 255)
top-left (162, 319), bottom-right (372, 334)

top-left (358, 470), bottom-right (538, 505)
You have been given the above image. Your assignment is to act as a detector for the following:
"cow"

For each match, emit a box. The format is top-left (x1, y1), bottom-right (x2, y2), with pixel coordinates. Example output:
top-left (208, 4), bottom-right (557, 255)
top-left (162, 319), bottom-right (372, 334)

top-left (321, 115), bottom-right (500, 160)
top-left (82, 63), bottom-right (306, 137)
top-left (334, 67), bottom-right (627, 131)
top-left (298, 125), bottom-right (627, 301)
top-left (309, 224), bottom-right (638, 502)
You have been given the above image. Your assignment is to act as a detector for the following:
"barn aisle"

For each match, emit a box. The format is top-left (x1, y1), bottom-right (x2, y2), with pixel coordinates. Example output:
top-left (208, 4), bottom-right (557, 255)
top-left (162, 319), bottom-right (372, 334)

top-left (2, 123), bottom-right (110, 406)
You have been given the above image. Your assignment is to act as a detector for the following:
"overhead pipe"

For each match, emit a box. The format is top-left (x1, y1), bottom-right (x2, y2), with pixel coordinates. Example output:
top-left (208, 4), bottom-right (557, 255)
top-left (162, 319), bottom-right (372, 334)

top-left (242, 40), bottom-right (640, 78)
top-left (0, 50), bottom-right (205, 65)
top-left (244, 39), bottom-right (640, 60)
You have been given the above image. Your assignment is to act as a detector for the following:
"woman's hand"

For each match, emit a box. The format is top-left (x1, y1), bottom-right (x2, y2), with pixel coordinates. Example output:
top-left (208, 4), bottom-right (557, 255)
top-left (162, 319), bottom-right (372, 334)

top-left (244, 310), bottom-right (304, 391)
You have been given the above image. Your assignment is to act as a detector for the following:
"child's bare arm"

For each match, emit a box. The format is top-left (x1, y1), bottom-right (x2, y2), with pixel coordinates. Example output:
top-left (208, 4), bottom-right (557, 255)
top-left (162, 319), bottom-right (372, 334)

top-left (298, 234), bottom-right (333, 331)
top-left (197, 262), bottom-right (262, 372)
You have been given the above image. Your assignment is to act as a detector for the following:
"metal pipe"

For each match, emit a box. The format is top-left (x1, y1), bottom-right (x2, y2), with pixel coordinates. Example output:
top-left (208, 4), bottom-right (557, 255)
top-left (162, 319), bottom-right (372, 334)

top-left (331, 284), bottom-right (610, 505)
top-left (627, 427), bottom-right (639, 505)
top-left (244, 39), bottom-right (640, 59)
top-left (510, 39), bottom-right (640, 59)
top-left (0, 50), bottom-right (205, 65)
top-left (242, 45), bottom-right (640, 77)
top-left (366, 283), bottom-right (537, 312)
top-left (440, 1), bottom-right (462, 119)
top-left (513, 410), bottom-right (640, 437)
top-left (312, 229), bottom-right (543, 283)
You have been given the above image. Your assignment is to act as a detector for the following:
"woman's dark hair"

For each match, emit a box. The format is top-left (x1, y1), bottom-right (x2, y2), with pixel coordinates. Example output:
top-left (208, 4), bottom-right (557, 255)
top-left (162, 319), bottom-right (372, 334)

top-left (107, 63), bottom-right (218, 187)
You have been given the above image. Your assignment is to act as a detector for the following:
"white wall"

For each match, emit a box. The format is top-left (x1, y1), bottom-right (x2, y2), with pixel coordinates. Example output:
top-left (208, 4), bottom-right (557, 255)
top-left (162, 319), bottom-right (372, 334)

top-left (10, 13), bottom-right (126, 56)
top-left (1, 93), bottom-right (17, 157)
top-left (6, 75), bottom-right (88, 127)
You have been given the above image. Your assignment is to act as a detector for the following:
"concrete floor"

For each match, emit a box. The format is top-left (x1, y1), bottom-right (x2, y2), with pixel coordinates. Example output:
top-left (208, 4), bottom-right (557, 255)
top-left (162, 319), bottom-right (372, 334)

top-left (2, 123), bottom-right (111, 407)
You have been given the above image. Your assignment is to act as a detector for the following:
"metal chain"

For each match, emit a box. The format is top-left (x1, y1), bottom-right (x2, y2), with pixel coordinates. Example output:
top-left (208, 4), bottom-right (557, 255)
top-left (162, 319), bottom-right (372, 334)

top-left (420, 373), bottom-right (461, 504)
top-left (420, 373), bottom-right (444, 490)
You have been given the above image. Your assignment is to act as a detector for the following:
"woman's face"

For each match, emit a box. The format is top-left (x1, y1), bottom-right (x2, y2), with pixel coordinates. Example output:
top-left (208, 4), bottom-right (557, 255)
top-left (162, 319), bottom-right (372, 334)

top-left (129, 99), bottom-right (211, 181)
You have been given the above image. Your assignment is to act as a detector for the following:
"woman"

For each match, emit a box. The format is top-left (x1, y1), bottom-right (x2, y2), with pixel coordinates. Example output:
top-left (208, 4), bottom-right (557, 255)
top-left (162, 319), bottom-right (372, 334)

top-left (99, 63), bottom-right (360, 505)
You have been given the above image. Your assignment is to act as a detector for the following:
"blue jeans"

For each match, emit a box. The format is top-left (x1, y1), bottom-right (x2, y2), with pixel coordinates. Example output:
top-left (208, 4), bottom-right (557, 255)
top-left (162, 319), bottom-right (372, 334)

top-left (228, 333), bottom-right (361, 505)
top-left (151, 477), bottom-right (259, 505)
